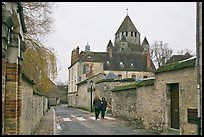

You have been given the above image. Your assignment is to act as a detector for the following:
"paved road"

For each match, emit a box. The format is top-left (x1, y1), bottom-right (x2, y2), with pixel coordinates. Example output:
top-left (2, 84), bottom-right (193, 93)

top-left (53, 105), bottom-right (159, 135)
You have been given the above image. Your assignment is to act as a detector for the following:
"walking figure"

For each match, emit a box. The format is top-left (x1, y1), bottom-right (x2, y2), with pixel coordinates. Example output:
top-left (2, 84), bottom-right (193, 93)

top-left (100, 97), bottom-right (107, 119)
top-left (93, 96), bottom-right (101, 120)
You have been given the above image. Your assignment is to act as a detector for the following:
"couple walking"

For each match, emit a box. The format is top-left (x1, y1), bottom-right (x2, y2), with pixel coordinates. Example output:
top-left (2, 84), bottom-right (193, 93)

top-left (93, 96), bottom-right (107, 120)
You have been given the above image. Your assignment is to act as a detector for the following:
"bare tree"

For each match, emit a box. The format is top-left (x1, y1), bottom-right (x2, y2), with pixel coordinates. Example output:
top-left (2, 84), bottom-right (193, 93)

top-left (23, 2), bottom-right (55, 43)
top-left (21, 2), bottom-right (58, 93)
top-left (176, 48), bottom-right (194, 55)
top-left (150, 41), bottom-right (173, 68)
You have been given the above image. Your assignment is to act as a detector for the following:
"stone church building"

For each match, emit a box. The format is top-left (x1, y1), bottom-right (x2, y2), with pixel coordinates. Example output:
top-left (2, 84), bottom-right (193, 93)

top-left (68, 14), bottom-right (156, 106)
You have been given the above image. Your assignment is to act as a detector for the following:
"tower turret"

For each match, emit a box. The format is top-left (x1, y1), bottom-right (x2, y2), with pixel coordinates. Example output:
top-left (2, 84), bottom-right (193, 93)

top-left (114, 15), bottom-right (140, 45)
top-left (85, 43), bottom-right (90, 52)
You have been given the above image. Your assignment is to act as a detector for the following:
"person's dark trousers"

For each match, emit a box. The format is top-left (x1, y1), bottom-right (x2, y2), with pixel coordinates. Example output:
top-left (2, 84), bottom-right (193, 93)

top-left (101, 110), bottom-right (105, 119)
top-left (95, 108), bottom-right (100, 120)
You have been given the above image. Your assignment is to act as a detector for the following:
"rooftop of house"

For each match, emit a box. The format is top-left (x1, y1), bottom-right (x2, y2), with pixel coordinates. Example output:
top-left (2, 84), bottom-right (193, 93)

top-left (165, 53), bottom-right (192, 64)
top-left (115, 15), bottom-right (139, 34)
top-left (156, 56), bottom-right (196, 73)
top-left (78, 51), bottom-right (155, 72)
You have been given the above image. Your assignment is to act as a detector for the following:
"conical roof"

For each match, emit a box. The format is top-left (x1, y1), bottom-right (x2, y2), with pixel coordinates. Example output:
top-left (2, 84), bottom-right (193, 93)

top-left (104, 71), bottom-right (118, 79)
top-left (142, 37), bottom-right (149, 45)
top-left (107, 40), bottom-right (113, 48)
top-left (115, 15), bottom-right (138, 34)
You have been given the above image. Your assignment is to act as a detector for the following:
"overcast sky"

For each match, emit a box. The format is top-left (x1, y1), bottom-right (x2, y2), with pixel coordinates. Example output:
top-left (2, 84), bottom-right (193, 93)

top-left (42, 2), bottom-right (196, 83)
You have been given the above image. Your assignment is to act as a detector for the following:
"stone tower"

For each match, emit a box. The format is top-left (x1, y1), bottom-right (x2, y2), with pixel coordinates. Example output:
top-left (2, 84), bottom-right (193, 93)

top-left (114, 15), bottom-right (140, 45)
top-left (142, 37), bottom-right (150, 52)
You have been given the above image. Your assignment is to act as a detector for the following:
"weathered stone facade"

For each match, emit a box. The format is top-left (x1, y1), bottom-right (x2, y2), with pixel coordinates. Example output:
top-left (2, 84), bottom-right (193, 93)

top-left (74, 73), bottom-right (105, 110)
top-left (156, 68), bottom-right (198, 134)
top-left (112, 83), bottom-right (164, 130)
top-left (96, 80), bottom-right (136, 112)
top-left (2, 2), bottom-right (27, 135)
top-left (20, 77), bottom-right (48, 135)
top-left (2, 2), bottom-right (49, 135)
top-left (111, 62), bottom-right (200, 135)
top-left (75, 72), bottom-right (137, 112)
top-left (198, 2), bottom-right (202, 134)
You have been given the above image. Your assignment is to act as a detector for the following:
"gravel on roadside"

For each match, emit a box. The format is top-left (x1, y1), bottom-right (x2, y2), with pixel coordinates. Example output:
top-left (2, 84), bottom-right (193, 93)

top-left (31, 108), bottom-right (54, 135)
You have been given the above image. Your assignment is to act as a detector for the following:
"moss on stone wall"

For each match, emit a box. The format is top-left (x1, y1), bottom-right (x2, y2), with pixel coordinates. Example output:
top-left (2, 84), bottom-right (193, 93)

top-left (155, 58), bottom-right (195, 73)
top-left (112, 79), bottom-right (155, 92)
top-left (96, 78), bottom-right (135, 84)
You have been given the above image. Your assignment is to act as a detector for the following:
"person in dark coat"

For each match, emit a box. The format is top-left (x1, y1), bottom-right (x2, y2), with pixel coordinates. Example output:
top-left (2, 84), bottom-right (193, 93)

top-left (100, 97), bottom-right (107, 119)
top-left (93, 96), bottom-right (101, 120)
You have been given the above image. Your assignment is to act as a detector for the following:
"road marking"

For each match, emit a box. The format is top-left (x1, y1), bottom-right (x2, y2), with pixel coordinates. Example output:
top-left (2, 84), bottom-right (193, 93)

top-left (105, 116), bottom-right (115, 120)
top-left (76, 117), bottom-right (86, 121)
top-left (56, 123), bottom-right (62, 130)
top-left (89, 117), bottom-right (98, 120)
top-left (63, 118), bottom-right (71, 121)
top-left (57, 116), bottom-right (116, 122)
top-left (70, 115), bottom-right (76, 118)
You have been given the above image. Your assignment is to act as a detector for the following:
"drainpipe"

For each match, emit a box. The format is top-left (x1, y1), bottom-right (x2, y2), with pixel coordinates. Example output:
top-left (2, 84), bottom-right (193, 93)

top-left (17, 2), bottom-right (27, 33)
top-left (196, 2), bottom-right (201, 135)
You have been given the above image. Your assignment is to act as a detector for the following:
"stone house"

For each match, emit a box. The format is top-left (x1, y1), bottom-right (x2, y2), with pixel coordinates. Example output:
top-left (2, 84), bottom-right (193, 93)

top-left (68, 14), bottom-right (156, 107)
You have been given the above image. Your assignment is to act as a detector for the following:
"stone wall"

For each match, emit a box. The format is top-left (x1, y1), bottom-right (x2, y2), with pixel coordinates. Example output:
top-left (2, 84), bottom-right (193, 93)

top-left (2, 2), bottom-right (27, 135)
top-left (112, 84), bottom-right (164, 130)
top-left (96, 81), bottom-right (135, 112)
top-left (156, 67), bottom-right (198, 135)
top-left (77, 82), bottom-right (89, 110)
top-left (111, 66), bottom-right (199, 135)
top-left (20, 79), bottom-right (48, 135)
top-left (2, 57), bottom-right (6, 134)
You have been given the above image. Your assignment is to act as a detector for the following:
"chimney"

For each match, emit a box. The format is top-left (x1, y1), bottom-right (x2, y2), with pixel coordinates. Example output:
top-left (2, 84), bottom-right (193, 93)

top-left (146, 52), bottom-right (151, 69)
top-left (108, 48), bottom-right (113, 59)
top-left (71, 47), bottom-right (80, 65)
top-left (76, 46), bottom-right (79, 53)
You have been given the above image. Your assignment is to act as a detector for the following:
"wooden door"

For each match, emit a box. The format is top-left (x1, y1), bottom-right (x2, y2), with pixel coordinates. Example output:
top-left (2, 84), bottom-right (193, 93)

top-left (171, 83), bottom-right (179, 129)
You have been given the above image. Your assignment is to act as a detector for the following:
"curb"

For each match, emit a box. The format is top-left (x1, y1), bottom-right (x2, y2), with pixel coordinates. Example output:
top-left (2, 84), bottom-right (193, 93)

top-left (53, 108), bottom-right (56, 135)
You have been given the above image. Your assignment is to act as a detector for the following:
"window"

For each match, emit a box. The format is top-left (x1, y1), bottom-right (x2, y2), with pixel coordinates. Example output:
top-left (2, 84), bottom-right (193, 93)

top-left (143, 76), bottom-right (147, 79)
top-left (107, 61), bottom-right (111, 68)
top-left (83, 64), bottom-right (90, 74)
top-left (130, 63), bottom-right (134, 67)
top-left (187, 109), bottom-right (198, 124)
top-left (78, 77), bottom-right (81, 82)
top-left (132, 75), bottom-right (136, 78)
top-left (131, 32), bottom-right (133, 37)
top-left (118, 74), bottom-right (122, 79)
top-left (87, 55), bottom-right (91, 59)
top-left (135, 32), bottom-right (137, 37)
top-left (126, 31), bottom-right (128, 36)
top-left (120, 62), bottom-right (124, 69)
